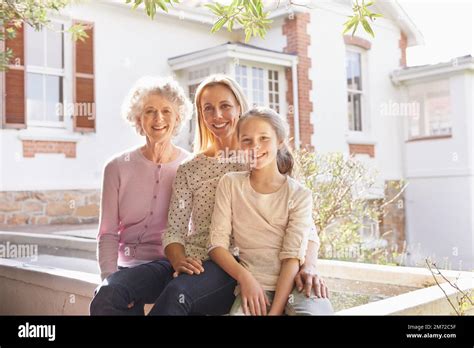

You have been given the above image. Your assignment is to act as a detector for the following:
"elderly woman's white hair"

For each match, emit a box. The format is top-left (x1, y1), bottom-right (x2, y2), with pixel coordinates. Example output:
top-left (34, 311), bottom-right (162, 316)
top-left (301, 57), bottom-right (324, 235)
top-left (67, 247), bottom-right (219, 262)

top-left (122, 76), bottom-right (193, 136)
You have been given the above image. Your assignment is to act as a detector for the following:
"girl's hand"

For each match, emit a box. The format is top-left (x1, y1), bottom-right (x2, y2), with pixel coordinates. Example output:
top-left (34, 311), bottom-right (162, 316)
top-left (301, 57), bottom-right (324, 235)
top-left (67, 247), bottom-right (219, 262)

top-left (172, 257), bottom-right (204, 277)
top-left (239, 272), bottom-right (270, 316)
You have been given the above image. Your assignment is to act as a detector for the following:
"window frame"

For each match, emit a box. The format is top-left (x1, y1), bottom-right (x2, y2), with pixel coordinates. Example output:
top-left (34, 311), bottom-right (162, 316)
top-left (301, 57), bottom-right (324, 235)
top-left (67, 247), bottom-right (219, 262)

top-left (233, 60), bottom-right (285, 114)
top-left (406, 80), bottom-right (452, 141)
top-left (345, 46), bottom-right (370, 137)
top-left (25, 18), bottom-right (70, 129)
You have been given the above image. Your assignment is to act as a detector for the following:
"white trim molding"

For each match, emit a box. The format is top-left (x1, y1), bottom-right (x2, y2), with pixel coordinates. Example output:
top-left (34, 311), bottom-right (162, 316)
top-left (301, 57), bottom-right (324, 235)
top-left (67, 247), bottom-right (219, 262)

top-left (392, 55), bottom-right (474, 85)
top-left (168, 42), bottom-right (297, 71)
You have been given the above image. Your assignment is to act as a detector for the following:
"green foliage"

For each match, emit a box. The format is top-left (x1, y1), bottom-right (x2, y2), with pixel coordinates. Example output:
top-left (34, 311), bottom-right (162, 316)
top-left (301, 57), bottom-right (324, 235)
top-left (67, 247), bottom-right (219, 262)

top-left (294, 149), bottom-right (404, 265)
top-left (125, 0), bottom-right (180, 19)
top-left (1, 0), bottom-right (382, 70)
top-left (343, 0), bottom-right (382, 37)
top-left (205, 0), bottom-right (272, 42)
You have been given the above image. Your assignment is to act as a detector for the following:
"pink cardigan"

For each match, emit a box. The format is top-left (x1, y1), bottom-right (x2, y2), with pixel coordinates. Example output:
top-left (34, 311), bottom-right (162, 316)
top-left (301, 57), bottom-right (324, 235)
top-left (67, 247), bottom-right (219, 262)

top-left (97, 146), bottom-right (190, 280)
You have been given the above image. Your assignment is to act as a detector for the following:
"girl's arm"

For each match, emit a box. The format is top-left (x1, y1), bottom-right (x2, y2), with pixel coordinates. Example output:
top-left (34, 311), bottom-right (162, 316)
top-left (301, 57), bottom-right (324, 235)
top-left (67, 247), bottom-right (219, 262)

top-left (271, 187), bottom-right (314, 314)
top-left (268, 258), bottom-right (300, 315)
top-left (208, 174), bottom-right (270, 315)
top-left (163, 165), bottom-right (204, 275)
top-left (210, 247), bottom-right (270, 315)
top-left (209, 247), bottom-right (248, 284)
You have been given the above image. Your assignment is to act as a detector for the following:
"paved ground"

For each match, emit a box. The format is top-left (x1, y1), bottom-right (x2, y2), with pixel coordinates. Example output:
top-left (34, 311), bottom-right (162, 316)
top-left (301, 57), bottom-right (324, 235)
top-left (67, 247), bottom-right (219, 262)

top-left (0, 224), bottom-right (98, 239)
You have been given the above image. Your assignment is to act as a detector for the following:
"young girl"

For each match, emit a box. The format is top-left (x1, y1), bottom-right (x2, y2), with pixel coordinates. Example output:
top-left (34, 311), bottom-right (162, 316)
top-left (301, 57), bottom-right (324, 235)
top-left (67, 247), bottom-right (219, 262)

top-left (208, 107), bottom-right (313, 316)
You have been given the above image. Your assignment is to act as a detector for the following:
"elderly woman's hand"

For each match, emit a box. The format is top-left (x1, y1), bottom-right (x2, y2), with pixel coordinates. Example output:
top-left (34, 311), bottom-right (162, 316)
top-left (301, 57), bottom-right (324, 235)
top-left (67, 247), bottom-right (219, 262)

top-left (294, 264), bottom-right (329, 298)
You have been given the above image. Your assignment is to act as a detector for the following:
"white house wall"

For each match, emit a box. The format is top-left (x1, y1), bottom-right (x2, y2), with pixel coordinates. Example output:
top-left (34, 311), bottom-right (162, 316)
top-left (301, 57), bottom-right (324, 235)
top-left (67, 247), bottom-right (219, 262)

top-left (404, 72), bottom-right (474, 270)
top-left (308, 5), bottom-right (405, 184)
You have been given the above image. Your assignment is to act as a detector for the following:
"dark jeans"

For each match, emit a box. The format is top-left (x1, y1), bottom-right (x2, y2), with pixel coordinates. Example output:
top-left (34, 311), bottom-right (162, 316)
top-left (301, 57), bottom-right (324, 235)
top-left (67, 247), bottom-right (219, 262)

top-left (90, 259), bottom-right (174, 315)
top-left (148, 259), bottom-right (237, 316)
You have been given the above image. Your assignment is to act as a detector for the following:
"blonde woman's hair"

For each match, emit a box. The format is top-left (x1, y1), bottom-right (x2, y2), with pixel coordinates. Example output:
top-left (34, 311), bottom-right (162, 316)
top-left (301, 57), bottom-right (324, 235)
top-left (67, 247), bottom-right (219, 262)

top-left (237, 107), bottom-right (295, 176)
top-left (193, 74), bottom-right (249, 153)
top-left (121, 76), bottom-right (192, 137)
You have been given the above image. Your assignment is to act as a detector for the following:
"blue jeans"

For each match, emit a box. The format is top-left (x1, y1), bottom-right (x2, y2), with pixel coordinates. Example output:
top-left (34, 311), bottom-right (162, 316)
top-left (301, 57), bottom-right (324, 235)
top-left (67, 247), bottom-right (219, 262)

top-left (148, 259), bottom-right (237, 315)
top-left (90, 259), bottom-right (174, 315)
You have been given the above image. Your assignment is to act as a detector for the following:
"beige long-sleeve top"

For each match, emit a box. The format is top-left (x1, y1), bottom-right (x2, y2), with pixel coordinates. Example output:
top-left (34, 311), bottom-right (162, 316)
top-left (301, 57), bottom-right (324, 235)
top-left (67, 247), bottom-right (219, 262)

top-left (208, 171), bottom-right (313, 291)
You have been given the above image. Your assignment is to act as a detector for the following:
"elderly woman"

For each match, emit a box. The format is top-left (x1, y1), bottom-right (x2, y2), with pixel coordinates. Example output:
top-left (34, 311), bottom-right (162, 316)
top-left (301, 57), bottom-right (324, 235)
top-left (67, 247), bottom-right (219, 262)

top-left (90, 76), bottom-right (192, 315)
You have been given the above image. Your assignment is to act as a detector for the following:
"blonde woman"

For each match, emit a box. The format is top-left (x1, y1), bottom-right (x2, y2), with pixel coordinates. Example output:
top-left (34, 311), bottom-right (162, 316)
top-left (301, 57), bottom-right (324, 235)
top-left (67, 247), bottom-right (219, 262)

top-left (90, 76), bottom-right (192, 315)
top-left (147, 75), bottom-right (332, 315)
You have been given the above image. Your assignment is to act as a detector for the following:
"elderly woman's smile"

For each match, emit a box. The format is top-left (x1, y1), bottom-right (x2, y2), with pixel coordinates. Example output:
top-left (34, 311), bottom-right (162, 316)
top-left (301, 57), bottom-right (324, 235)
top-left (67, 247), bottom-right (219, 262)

top-left (152, 125), bottom-right (168, 131)
top-left (141, 94), bottom-right (178, 142)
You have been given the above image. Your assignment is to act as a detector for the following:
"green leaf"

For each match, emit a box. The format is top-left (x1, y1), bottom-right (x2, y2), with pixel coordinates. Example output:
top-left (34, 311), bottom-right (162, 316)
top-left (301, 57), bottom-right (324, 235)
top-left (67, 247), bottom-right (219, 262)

top-left (351, 20), bottom-right (359, 37)
top-left (244, 28), bottom-right (252, 42)
top-left (227, 19), bottom-right (234, 32)
top-left (68, 23), bottom-right (89, 42)
top-left (211, 17), bottom-right (227, 33)
top-left (342, 16), bottom-right (358, 34)
top-left (369, 13), bottom-right (383, 20)
top-left (156, 0), bottom-right (168, 13)
top-left (361, 18), bottom-right (374, 37)
top-left (132, 0), bottom-right (143, 9)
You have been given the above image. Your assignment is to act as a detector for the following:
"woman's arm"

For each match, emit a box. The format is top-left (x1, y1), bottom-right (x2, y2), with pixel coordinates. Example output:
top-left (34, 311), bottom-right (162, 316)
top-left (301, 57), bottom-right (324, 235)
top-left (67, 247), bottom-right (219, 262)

top-left (268, 258), bottom-right (300, 315)
top-left (165, 243), bottom-right (204, 276)
top-left (163, 165), bottom-right (204, 275)
top-left (97, 160), bottom-right (121, 281)
top-left (295, 239), bottom-right (329, 298)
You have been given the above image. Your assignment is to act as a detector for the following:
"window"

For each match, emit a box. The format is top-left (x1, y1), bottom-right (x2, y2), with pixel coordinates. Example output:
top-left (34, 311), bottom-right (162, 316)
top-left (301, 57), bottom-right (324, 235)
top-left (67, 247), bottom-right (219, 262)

top-left (188, 67), bottom-right (210, 82)
top-left (235, 64), bottom-right (281, 112)
top-left (268, 70), bottom-right (280, 113)
top-left (26, 22), bottom-right (65, 126)
top-left (346, 50), bottom-right (363, 131)
top-left (251, 67), bottom-right (264, 107)
top-left (235, 64), bottom-right (249, 96)
top-left (408, 80), bottom-right (452, 139)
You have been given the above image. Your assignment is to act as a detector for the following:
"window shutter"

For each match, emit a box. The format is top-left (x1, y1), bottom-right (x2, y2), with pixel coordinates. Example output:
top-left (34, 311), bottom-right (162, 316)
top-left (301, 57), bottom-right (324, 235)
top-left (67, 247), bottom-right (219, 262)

top-left (2, 23), bottom-right (26, 129)
top-left (73, 21), bottom-right (95, 132)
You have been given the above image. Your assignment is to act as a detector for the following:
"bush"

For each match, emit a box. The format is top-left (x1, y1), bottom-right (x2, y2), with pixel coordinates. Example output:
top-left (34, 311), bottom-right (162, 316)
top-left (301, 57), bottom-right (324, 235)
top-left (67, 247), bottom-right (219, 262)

top-left (294, 149), bottom-right (406, 265)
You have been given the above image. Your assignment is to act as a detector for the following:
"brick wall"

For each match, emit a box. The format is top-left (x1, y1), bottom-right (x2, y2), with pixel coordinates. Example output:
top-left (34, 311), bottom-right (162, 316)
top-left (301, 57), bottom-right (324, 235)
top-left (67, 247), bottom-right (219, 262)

top-left (282, 12), bottom-right (314, 150)
top-left (399, 32), bottom-right (408, 68)
top-left (343, 35), bottom-right (372, 50)
top-left (349, 144), bottom-right (375, 158)
top-left (381, 180), bottom-right (406, 252)
top-left (22, 140), bottom-right (77, 158)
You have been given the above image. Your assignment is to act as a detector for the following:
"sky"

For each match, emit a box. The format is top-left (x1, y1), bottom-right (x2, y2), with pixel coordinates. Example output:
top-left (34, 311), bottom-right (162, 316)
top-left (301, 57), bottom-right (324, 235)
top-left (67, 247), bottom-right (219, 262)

top-left (397, 0), bottom-right (473, 67)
